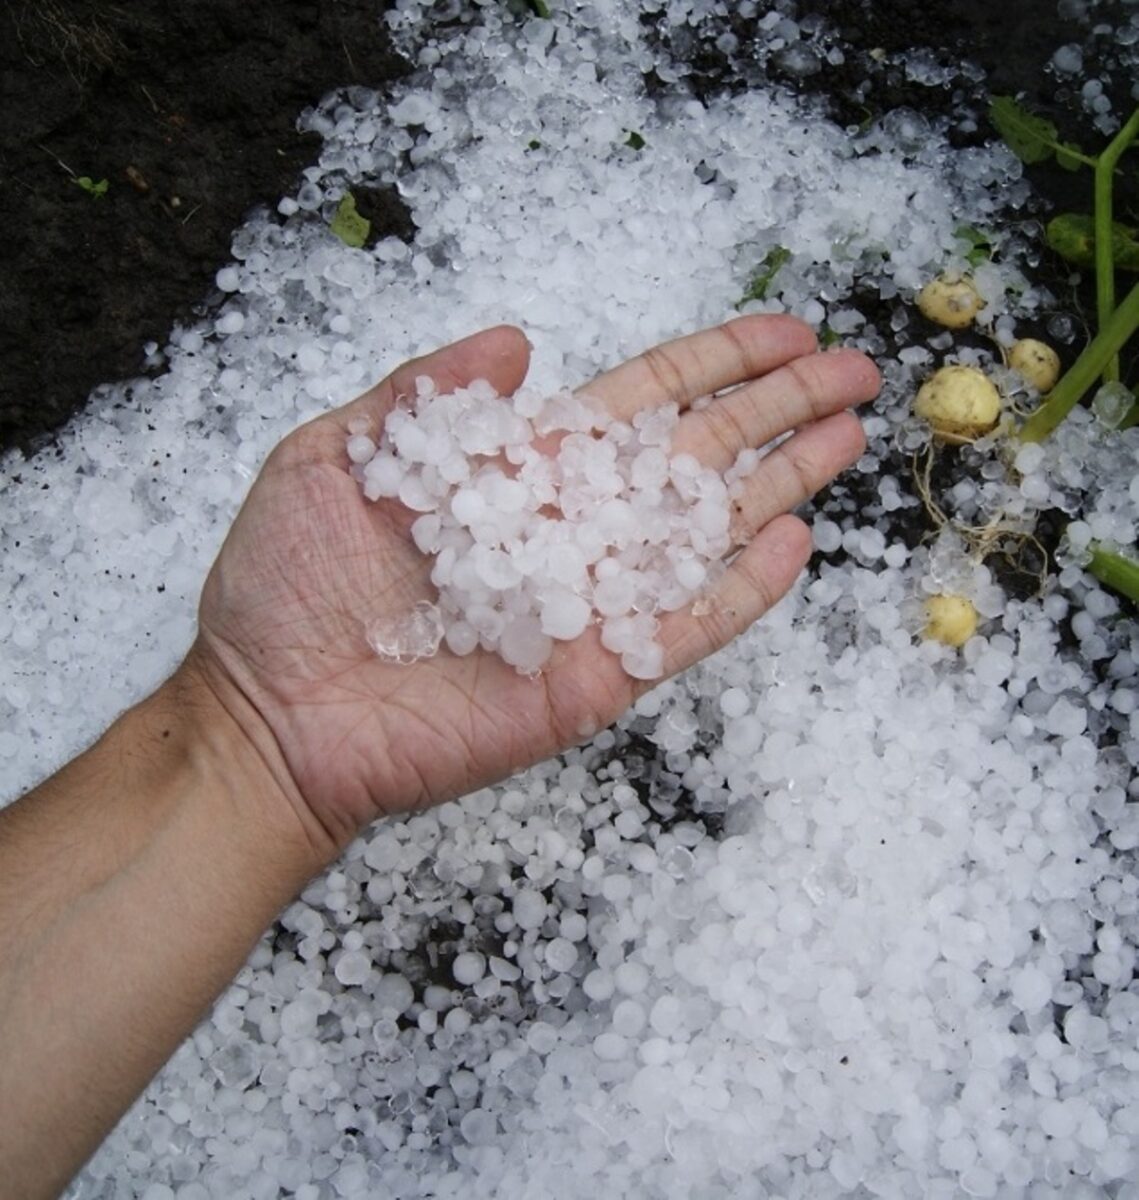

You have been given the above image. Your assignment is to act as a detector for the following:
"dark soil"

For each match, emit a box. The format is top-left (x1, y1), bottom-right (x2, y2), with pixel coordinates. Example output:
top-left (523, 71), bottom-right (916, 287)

top-left (0, 0), bottom-right (411, 456)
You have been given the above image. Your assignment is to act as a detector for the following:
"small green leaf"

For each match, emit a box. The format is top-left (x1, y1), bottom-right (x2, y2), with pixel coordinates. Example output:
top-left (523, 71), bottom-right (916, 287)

top-left (525, 0), bottom-right (551, 15)
top-left (988, 96), bottom-right (1099, 170)
top-left (989, 96), bottom-right (1059, 164)
top-left (1046, 213), bottom-right (1139, 272)
top-left (819, 325), bottom-right (841, 348)
top-left (1109, 219), bottom-right (1139, 271)
top-left (954, 224), bottom-right (994, 267)
top-left (329, 193), bottom-right (370, 249)
top-left (1046, 213), bottom-right (1094, 266)
top-left (737, 246), bottom-right (792, 308)
top-left (526, 138), bottom-right (542, 151)
top-left (75, 176), bottom-right (109, 199)
top-left (624, 130), bottom-right (646, 151)
top-left (1056, 141), bottom-right (1085, 171)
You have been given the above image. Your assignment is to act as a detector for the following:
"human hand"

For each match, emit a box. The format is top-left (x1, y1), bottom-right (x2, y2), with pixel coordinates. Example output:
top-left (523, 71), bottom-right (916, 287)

top-left (185, 317), bottom-right (878, 863)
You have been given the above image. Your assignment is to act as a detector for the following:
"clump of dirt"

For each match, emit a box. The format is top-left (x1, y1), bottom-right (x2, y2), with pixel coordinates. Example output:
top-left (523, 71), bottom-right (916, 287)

top-left (0, 0), bottom-right (411, 455)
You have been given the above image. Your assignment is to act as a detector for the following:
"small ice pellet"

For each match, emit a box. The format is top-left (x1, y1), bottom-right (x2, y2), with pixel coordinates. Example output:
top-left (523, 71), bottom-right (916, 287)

top-left (650, 995), bottom-right (683, 1036)
top-left (621, 642), bottom-right (665, 681)
top-left (545, 938), bottom-right (578, 973)
top-left (459, 1109), bottom-right (497, 1145)
top-left (363, 454), bottom-right (403, 499)
top-left (215, 310), bottom-right (245, 335)
top-left (813, 520), bottom-right (843, 553)
top-left (513, 890), bottom-right (547, 930)
top-left (582, 970), bottom-right (615, 1001)
top-left (612, 999), bottom-right (646, 1036)
top-left (719, 687), bottom-right (750, 718)
top-left (512, 386), bottom-right (545, 418)
top-left (444, 620), bottom-right (479, 657)
top-left (674, 557), bottom-right (706, 590)
top-left (452, 952), bottom-right (486, 986)
top-left (614, 961), bottom-right (649, 995)
top-left (1010, 965), bottom-right (1052, 1013)
top-left (539, 591), bottom-right (593, 640)
top-left (499, 618), bottom-right (553, 673)
top-left (451, 487), bottom-right (487, 523)
top-left (594, 575), bottom-right (637, 618)
top-left (374, 974), bottom-right (414, 1016)
top-left (334, 950), bottom-right (372, 987)
top-left (593, 1033), bottom-right (629, 1061)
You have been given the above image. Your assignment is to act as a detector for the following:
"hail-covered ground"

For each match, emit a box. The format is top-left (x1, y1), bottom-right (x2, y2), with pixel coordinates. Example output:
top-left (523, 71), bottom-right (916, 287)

top-left (4, 2), bottom-right (1139, 1197)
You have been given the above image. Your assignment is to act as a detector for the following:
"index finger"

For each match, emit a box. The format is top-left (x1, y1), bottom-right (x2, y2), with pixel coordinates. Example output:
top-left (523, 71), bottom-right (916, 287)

top-left (295, 325), bottom-right (532, 461)
top-left (343, 324), bottom-right (532, 425)
top-left (582, 314), bottom-right (818, 422)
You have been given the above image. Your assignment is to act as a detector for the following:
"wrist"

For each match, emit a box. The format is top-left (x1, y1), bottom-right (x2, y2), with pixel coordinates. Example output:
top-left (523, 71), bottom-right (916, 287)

top-left (0, 650), bottom-right (339, 1200)
top-left (158, 649), bottom-right (342, 889)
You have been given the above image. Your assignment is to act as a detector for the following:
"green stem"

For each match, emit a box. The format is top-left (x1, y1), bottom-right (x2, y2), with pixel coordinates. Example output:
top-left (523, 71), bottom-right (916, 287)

top-left (1019, 279), bottom-right (1139, 442)
top-left (1066, 148), bottom-right (1102, 169)
top-left (1087, 542), bottom-right (1139, 605)
top-left (1094, 107), bottom-right (1139, 383)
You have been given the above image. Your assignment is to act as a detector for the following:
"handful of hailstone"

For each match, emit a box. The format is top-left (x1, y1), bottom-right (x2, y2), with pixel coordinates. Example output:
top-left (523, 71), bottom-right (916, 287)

top-left (346, 376), bottom-right (735, 680)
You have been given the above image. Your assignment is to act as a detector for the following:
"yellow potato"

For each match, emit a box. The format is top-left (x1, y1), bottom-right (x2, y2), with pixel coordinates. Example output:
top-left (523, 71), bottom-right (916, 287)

top-left (1008, 338), bottom-right (1061, 393)
top-left (917, 275), bottom-right (984, 329)
top-left (923, 594), bottom-right (978, 647)
top-left (914, 365), bottom-right (1002, 443)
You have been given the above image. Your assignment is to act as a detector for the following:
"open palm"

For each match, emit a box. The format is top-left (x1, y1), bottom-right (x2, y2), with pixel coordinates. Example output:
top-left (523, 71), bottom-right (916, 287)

top-left (190, 317), bottom-right (878, 854)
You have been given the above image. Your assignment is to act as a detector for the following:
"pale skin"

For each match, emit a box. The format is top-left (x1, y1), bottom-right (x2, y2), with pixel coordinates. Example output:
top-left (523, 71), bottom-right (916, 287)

top-left (0, 315), bottom-right (878, 1199)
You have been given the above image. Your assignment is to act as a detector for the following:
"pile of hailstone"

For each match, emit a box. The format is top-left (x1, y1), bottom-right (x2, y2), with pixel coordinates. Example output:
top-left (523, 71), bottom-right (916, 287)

top-left (1, 0), bottom-right (1133, 1196)
top-left (348, 378), bottom-right (735, 679)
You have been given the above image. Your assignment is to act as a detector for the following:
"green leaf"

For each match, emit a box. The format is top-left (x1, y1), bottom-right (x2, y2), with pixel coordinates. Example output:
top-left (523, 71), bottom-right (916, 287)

top-left (989, 96), bottom-right (1060, 164)
top-left (1109, 219), bottom-right (1139, 271)
top-left (624, 130), bottom-right (646, 151)
top-left (526, 138), bottom-right (542, 151)
top-left (1088, 543), bottom-right (1139, 605)
top-left (75, 176), bottom-right (109, 199)
top-left (1046, 213), bottom-right (1139, 272)
top-left (1046, 213), bottom-right (1095, 266)
top-left (988, 97), bottom-right (1099, 170)
top-left (329, 193), bottom-right (370, 249)
top-left (737, 246), bottom-right (792, 307)
top-left (525, 0), bottom-right (551, 15)
top-left (819, 325), bottom-right (841, 348)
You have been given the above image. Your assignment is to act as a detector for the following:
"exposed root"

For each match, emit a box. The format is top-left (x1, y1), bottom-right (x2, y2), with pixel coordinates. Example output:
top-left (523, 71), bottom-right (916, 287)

top-left (911, 444), bottom-right (1051, 598)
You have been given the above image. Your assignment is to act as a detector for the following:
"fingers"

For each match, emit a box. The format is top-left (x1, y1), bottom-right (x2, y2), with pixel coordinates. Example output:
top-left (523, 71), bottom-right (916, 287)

top-left (649, 404), bottom-right (866, 683)
top-left (657, 514), bottom-right (813, 676)
top-left (583, 314), bottom-right (818, 422)
top-left (728, 410), bottom-right (867, 544)
top-left (389, 324), bottom-right (532, 401)
top-left (285, 325), bottom-right (531, 466)
top-left (671, 348), bottom-right (881, 472)
top-left (334, 324), bottom-right (532, 429)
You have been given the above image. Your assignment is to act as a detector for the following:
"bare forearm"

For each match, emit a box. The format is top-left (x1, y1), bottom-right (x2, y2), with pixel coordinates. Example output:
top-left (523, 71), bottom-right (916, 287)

top-left (0, 667), bottom-right (328, 1200)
